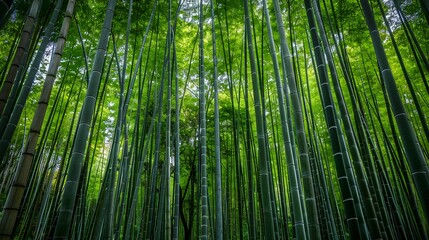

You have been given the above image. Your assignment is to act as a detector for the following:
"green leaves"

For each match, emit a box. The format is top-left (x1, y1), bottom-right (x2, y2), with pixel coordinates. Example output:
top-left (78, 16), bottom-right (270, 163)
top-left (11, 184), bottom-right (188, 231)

top-left (0, 0), bottom-right (428, 238)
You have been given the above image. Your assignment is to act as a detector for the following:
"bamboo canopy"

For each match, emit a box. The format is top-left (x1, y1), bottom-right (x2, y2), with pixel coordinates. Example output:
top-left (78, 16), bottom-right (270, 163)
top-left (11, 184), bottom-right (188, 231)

top-left (0, 0), bottom-right (428, 239)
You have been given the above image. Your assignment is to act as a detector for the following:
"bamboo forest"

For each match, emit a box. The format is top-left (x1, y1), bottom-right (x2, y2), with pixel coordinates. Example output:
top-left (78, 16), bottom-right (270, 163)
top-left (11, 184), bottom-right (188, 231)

top-left (0, 0), bottom-right (429, 239)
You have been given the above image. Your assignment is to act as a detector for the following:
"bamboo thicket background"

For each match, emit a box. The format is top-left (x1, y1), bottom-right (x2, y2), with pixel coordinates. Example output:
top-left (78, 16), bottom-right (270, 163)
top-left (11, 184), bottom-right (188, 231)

top-left (0, 0), bottom-right (428, 239)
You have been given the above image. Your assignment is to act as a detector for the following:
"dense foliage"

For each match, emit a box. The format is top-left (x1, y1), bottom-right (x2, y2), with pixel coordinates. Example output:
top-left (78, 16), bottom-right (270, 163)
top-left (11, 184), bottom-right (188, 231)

top-left (0, 0), bottom-right (428, 239)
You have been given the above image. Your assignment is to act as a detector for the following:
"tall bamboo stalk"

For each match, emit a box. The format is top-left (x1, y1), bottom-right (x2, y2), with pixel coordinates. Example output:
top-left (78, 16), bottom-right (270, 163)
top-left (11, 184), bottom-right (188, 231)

top-left (243, 0), bottom-right (275, 238)
top-left (53, 0), bottom-right (117, 238)
top-left (360, 0), bottom-right (429, 223)
top-left (198, 0), bottom-right (209, 238)
top-left (209, 0), bottom-right (223, 239)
